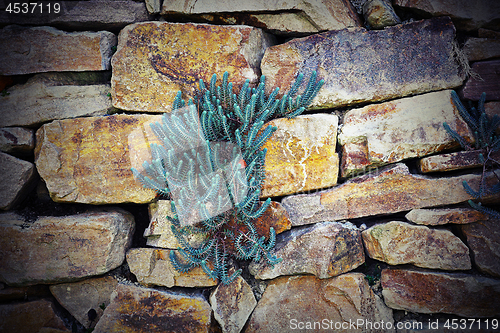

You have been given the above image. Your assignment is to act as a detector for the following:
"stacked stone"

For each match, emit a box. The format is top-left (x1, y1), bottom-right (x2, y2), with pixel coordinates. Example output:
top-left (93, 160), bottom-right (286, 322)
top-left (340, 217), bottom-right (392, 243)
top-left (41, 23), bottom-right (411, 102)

top-left (1, 0), bottom-right (499, 331)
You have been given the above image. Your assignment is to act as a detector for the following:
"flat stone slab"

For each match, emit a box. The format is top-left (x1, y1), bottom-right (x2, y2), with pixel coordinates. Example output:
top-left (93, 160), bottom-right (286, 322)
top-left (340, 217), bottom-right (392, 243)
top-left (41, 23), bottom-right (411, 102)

top-left (161, 0), bottom-right (361, 35)
top-left (126, 248), bottom-right (217, 288)
top-left (93, 283), bottom-right (212, 333)
top-left (35, 114), bottom-right (162, 204)
top-left (249, 221), bottom-right (364, 280)
top-left (338, 90), bottom-right (473, 177)
top-left (0, 25), bottom-right (116, 75)
top-left (463, 37), bottom-right (500, 62)
top-left (261, 16), bottom-right (464, 110)
top-left (281, 163), bottom-right (499, 226)
top-left (362, 221), bottom-right (470, 270)
top-left (0, 127), bottom-right (34, 154)
top-left (111, 21), bottom-right (272, 112)
top-left (262, 114), bottom-right (339, 197)
top-left (405, 207), bottom-right (488, 225)
top-left (0, 299), bottom-right (69, 332)
top-left (0, 152), bottom-right (35, 211)
top-left (462, 59), bottom-right (500, 101)
top-left (419, 150), bottom-right (500, 173)
top-left (382, 268), bottom-right (500, 317)
top-left (0, 74), bottom-right (113, 127)
top-left (0, 209), bottom-right (134, 286)
top-left (246, 274), bottom-right (394, 332)
top-left (461, 218), bottom-right (500, 277)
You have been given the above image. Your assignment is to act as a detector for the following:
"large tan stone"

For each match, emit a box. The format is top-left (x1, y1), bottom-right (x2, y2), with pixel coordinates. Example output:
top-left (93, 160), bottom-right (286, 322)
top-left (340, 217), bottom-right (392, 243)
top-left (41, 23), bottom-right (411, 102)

top-left (35, 114), bottom-right (163, 204)
top-left (111, 21), bottom-right (272, 112)
top-left (362, 221), bottom-right (470, 270)
top-left (262, 114), bottom-right (339, 197)
top-left (381, 268), bottom-right (500, 317)
top-left (0, 209), bottom-right (134, 286)
top-left (161, 0), bottom-right (361, 35)
top-left (246, 274), bottom-right (394, 332)
top-left (281, 163), bottom-right (499, 226)
top-left (0, 152), bottom-right (36, 210)
top-left (50, 276), bottom-right (118, 329)
top-left (0, 299), bottom-right (70, 333)
top-left (249, 221), bottom-right (364, 279)
top-left (93, 283), bottom-right (212, 333)
top-left (338, 90), bottom-right (473, 177)
top-left (405, 207), bottom-right (488, 225)
top-left (461, 218), bottom-right (500, 277)
top-left (0, 25), bottom-right (116, 75)
top-left (261, 17), bottom-right (463, 110)
top-left (126, 248), bottom-right (217, 288)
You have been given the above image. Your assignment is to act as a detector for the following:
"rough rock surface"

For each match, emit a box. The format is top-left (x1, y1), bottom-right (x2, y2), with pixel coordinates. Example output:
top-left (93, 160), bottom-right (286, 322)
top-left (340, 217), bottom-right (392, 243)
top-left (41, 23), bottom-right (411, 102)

top-left (463, 37), bottom-right (500, 62)
top-left (405, 207), bottom-right (488, 225)
top-left (0, 152), bottom-right (35, 211)
top-left (0, 25), bottom-right (116, 75)
top-left (35, 114), bottom-right (163, 204)
top-left (362, 0), bottom-right (401, 29)
top-left (246, 273), bottom-right (394, 332)
top-left (50, 276), bottom-right (118, 329)
top-left (338, 90), bottom-right (473, 177)
top-left (161, 0), bottom-right (362, 35)
top-left (0, 75), bottom-right (112, 127)
top-left (461, 218), bottom-right (500, 277)
top-left (0, 127), bottom-right (34, 153)
top-left (461, 59), bottom-right (500, 101)
top-left (249, 221), bottom-right (365, 279)
top-left (262, 114), bottom-right (339, 197)
top-left (210, 275), bottom-right (257, 333)
top-left (382, 268), bottom-right (500, 317)
top-left (261, 17), bottom-right (464, 110)
top-left (0, 299), bottom-right (70, 332)
top-left (111, 21), bottom-right (273, 112)
top-left (93, 283), bottom-right (212, 333)
top-left (281, 163), bottom-right (498, 226)
top-left (126, 248), bottom-right (217, 288)
top-left (419, 150), bottom-right (500, 173)
top-left (0, 209), bottom-right (134, 286)
top-left (362, 221), bottom-right (471, 270)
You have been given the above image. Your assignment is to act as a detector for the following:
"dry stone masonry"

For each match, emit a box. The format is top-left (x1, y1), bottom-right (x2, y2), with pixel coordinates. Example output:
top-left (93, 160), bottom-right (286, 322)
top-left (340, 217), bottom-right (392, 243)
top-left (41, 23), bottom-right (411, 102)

top-left (1, 0), bottom-right (499, 331)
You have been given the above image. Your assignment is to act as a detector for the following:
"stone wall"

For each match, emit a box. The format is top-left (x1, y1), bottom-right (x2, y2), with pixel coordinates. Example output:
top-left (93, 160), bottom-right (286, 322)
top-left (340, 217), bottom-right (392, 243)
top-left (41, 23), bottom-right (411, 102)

top-left (1, 0), bottom-right (499, 332)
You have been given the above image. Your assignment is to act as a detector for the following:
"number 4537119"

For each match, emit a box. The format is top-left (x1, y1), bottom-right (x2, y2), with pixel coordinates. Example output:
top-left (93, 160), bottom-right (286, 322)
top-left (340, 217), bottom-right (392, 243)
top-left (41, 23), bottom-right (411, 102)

top-left (5, 2), bottom-right (61, 14)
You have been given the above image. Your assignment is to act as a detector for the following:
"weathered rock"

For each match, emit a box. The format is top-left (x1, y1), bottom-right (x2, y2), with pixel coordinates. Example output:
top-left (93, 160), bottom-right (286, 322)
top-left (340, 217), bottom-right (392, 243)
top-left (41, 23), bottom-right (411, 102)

top-left (419, 150), bottom-right (500, 173)
top-left (461, 218), bottom-right (500, 277)
top-left (0, 0), bottom-right (150, 30)
top-left (262, 114), bottom-right (339, 197)
top-left (0, 209), bottom-right (134, 286)
top-left (50, 276), bottom-right (118, 329)
top-left (0, 25), bottom-right (116, 75)
top-left (281, 163), bottom-right (499, 226)
top-left (486, 101), bottom-right (500, 118)
top-left (338, 90), bottom-right (473, 177)
top-left (161, 0), bottom-right (361, 35)
top-left (250, 221), bottom-right (364, 279)
top-left (210, 275), bottom-right (257, 333)
top-left (145, 200), bottom-right (291, 248)
top-left (0, 127), bottom-right (34, 154)
top-left (393, 0), bottom-right (500, 31)
top-left (0, 152), bottom-right (35, 210)
top-left (126, 248), bottom-right (217, 288)
top-left (146, 0), bottom-right (161, 14)
top-left (261, 17), bottom-right (464, 110)
top-left (0, 299), bottom-right (70, 333)
top-left (381, 268), bottom-right (500, 317)
top-left (0, 285), bottom-right (51, 302)
top-left (93, 283), bottom-right (212, 333)
top-left (35, 114), bottom-right (163, 204)
top-left (0, 75), bottom-right (113, 127)
top-left (246, 273), bottom-right (394, 332)
top-left (462, 59), bottom-right (500, 101)
top-left (405, 207), bottom-right (488, 225)
top-left (112, 21), bottom-right (272, 112)
top-left (463, 37), bottom-right (500, 62)
top-left (362, 221), bottom-right (470, 270)
top-left (363, 0), bottom-right (401, 29)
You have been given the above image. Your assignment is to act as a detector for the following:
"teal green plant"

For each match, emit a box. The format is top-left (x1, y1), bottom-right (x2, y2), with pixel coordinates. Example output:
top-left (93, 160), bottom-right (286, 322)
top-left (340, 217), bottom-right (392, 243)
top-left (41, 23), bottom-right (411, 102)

top-left (443, 91), bottom-right (500, 218)
top-left (133, 71), bottom-right (324, 284)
